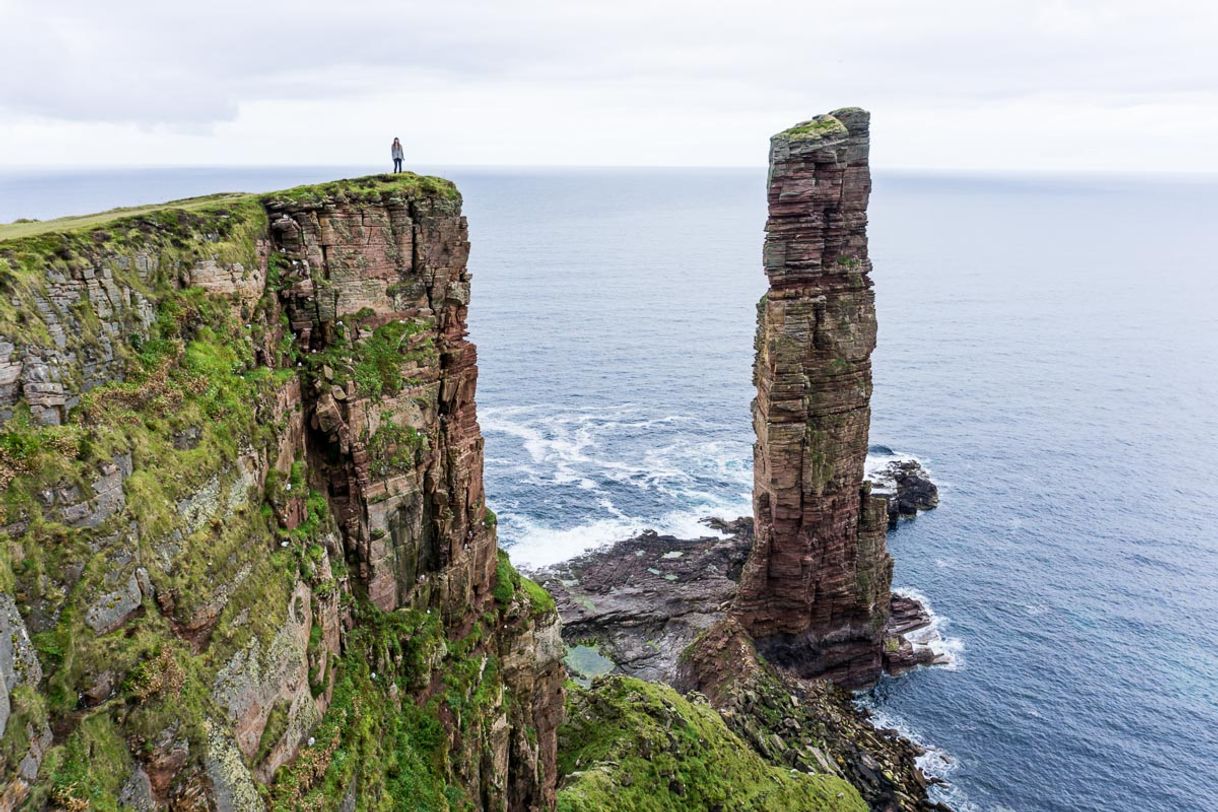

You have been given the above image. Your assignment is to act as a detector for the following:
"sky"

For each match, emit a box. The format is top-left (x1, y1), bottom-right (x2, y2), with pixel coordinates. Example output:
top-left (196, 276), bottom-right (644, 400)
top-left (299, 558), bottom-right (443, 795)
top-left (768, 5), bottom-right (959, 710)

top-left (1, 0), bottom-right (1215, 172)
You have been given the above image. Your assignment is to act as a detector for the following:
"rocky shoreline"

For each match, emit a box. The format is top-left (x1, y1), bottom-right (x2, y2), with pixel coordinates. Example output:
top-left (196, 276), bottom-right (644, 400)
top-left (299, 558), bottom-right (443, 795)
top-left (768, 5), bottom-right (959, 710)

top-left (530, 457), bottom-right (949, 811)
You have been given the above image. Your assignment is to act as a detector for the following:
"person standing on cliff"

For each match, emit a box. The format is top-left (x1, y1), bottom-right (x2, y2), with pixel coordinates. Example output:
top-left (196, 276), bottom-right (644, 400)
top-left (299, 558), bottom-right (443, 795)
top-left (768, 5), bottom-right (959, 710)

top-left (391, 138), bottom-right (404, 173)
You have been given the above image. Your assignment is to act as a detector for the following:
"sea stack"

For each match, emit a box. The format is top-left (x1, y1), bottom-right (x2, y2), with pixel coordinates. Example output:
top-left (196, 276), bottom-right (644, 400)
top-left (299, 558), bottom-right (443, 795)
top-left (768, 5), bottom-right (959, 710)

top-left (733, 108), bottom-right (893, 688)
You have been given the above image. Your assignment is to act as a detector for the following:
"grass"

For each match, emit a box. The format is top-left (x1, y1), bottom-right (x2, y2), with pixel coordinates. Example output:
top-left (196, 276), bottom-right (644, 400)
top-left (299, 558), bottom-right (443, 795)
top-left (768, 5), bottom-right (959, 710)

top-left (780, 115), bottom-right (849, 142)
top-left (267, 601), bottom-right (501, 810)
top-left (306, 317), bottom-right (434, 402)
top-left (0, 193), bottom-right (253, 242)
top-left (557, 677), bottom-right (867, 812)
top-left (261, 173), bottom-right (460, 208)
top-left (0, 173), bottom-right (459, 243)
top-left (493, 549), bottom-right (518, 605)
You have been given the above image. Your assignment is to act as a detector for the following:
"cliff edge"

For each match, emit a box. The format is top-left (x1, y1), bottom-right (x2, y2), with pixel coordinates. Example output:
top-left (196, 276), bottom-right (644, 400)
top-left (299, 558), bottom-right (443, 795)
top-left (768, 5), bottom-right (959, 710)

top-left (0, 176), bottom-right (562, 809)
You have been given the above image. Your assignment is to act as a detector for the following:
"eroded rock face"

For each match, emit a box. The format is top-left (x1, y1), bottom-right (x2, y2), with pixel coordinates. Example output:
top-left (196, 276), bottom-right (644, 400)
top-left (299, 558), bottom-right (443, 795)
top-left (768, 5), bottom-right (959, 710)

top-left (537, 521), bottom-right (751, 683)
top-left (871, 457), bottom-right (940, 527)
top-left (676, 618), bottom-right (946, 812)
top-left (733, 108), bottom-right (894, 688)
top-left (0, 177), bottom-right (562, 809)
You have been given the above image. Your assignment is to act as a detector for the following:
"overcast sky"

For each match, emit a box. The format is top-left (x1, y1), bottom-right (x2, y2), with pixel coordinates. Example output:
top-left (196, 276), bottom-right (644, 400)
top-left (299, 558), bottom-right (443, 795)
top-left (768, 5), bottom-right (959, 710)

top-left (2, 0), bottom-right (1215, 172)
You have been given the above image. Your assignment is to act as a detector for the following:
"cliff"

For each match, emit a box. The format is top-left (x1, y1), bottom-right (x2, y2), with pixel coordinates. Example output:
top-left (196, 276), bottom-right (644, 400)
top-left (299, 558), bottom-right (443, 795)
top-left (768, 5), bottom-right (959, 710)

top-left (0, 176), bottom-right (562, 809)
top-left (733, 108), bottom-right (894, 688)
top-left (0, 114), bottom-right (937, 811)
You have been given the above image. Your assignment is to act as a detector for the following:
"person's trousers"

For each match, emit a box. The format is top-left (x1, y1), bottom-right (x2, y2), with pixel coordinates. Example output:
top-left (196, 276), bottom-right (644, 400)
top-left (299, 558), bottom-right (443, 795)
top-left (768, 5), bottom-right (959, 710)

top-left (393, 158), bottom-right (403, 173)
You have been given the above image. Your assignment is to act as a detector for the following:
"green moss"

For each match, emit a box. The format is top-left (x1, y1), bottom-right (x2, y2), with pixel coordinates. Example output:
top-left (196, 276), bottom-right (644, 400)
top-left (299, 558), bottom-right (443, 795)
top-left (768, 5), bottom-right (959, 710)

top-left (520, 575), bottom-right (557, 619)
top-left (259, 173), bottom-right (460, 209)
top-left (47, 713), bottom-right (132, 810)
top-left (804, 427), bottom-right (833, 496)
top-left (0, 684), bottom-right (48, 770)
top-left (268, 602), bottom-right (458, 810)
top-left (557, 677), bottom-right (866, 812)
top-left (779, 115), bottom-right (848, 142)
top-left (489, 547), bottom-right (556, 621)
top-left (364, 417), bottom-right (427, 479)
top-left (267, 658), bottom-right (451, 811)
top-left (308, 318), bottom-right (433, 402)
top-left (255, 701), bottom-right (292, 765)
top-left (492, 549), bottom-right (517, 605)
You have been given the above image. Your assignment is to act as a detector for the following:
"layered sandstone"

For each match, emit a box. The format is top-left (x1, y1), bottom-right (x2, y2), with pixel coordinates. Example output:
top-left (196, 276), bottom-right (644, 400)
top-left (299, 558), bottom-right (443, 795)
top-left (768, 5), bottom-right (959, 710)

top-left (733, 108), bottom-right (894, 687)
top-left (0, 176), bottom-right (561, 809)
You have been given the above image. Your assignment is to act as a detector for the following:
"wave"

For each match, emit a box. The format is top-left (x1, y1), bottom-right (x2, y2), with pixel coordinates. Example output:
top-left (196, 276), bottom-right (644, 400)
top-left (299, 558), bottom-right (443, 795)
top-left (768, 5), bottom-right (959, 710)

top-left (482, 404), bottom-right (751, 497)
top-left (486, 407), bottom-right (936, 569)
top-left (484, 404), bottom-right (755, 567)
top-left (891, 586), bottom-right (966, 671)
top-left (856, 698), bottom-right (977, 812)
top-left (499, 496), bottom-right (752, 569)
top-left (865, 444), bottom-right (940, 496)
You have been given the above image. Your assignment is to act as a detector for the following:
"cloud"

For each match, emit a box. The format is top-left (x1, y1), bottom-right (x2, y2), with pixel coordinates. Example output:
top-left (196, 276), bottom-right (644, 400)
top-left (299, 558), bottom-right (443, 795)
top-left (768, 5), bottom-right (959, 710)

top-left (1, 0), bottom-right (1215, 169)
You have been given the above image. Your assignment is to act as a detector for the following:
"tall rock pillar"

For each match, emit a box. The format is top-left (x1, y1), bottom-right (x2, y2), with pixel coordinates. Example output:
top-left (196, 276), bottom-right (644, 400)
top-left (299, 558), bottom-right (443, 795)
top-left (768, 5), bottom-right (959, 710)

top-left (733, 108), bottom-right (893, 688)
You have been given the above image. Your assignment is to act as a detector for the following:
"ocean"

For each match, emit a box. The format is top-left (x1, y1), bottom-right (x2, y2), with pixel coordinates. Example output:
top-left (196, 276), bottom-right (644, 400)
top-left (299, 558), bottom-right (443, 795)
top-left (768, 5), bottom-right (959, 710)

top-left (4, 165), bottom-right (1216, 811)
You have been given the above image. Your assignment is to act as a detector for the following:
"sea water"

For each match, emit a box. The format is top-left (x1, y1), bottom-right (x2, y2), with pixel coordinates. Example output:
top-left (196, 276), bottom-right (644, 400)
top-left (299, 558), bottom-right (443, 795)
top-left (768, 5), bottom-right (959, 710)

top-left (5, 166), bottom-right (1216, 811)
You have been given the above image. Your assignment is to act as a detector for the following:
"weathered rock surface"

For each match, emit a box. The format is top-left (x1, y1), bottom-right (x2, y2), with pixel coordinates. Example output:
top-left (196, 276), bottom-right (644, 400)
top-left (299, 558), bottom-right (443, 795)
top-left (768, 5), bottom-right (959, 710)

top-left (539, 512), bottom-right (942, 687)
top-left (882, 592), bottom-right (948, 673)
top-left (0, 176), bottom-right (562, 809)
top-left (869, 454), bottom-right (940, 528)
top-left (733, 108), bottom-right (894, 689)
top-left (677, 618), bottom-right (949, 812)
top-left (538, 511), bottom-right (947, 810)
top-left (537, 520), bottom-right (750, 682)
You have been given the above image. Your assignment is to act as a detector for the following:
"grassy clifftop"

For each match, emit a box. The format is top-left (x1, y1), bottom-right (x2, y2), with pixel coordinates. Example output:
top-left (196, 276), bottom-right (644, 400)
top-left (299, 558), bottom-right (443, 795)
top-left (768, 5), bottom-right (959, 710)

top-left (0, 173), bottom-right (459, 244)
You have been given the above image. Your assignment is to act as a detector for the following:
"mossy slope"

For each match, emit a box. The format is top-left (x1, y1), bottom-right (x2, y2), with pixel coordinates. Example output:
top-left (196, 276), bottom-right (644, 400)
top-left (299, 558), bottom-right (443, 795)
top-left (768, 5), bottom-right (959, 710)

top-left (557, 676), bottom-right (866, 812)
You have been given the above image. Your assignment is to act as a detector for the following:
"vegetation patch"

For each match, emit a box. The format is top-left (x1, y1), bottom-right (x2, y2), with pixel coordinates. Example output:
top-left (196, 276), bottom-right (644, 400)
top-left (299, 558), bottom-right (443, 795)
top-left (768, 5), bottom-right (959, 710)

top-left (519, 575), bottom-right (557, 619)
top-left (267, 601), bottom-right (486, 810)
top-left (493, 549), bottom-right (518, 605)
top-left (781, 115), bottom-right (848, 142)
top-left (260, 174), bottom-right (460, 209)
top-left (365, 417), bottom-right (426, 479)
top-left (0, 193), bottom-right (254, 242)
top-left (307, 318), bottom-right (433, 401)
top-left (557, 677), bottom-right (866, 812)
top-left (46, 713), bottom-right (132, 810)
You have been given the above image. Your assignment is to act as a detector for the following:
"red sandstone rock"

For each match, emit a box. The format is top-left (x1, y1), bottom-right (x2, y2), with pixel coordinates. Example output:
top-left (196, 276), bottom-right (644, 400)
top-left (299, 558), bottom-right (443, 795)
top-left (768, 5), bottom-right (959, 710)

top-left (733, 108), bottom-right (894, 689)
top-left (267, 187), bottom-right (562, 809)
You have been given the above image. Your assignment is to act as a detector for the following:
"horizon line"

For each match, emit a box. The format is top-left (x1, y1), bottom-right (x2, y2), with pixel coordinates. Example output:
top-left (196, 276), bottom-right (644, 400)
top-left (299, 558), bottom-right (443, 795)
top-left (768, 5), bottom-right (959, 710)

top-left (2, 163), bottom-right (1217, 181)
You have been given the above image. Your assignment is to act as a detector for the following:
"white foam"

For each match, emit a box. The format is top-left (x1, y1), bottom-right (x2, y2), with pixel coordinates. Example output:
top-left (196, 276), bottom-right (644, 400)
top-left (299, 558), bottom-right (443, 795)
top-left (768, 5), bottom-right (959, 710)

top-left (856, 699), bottom-right (978, 812)
top-left (892, 586), bottom-right (966, 671)
top-left (501, 494), bottom-right (752, 570)
top-left (482, 405), bottom-right (733, 497)
top-left (486, 408), bottom-right (940, 571)
top-left (865, 446), bottom-right (934, 497)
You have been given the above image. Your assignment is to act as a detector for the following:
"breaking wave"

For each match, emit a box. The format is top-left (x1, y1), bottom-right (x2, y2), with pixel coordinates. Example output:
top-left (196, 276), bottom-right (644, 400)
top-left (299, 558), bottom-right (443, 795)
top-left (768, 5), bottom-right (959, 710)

top-left (892, 586), bottom-right (966, 671)
top-left (856, 698), bottom-right (977, 812)
top-left (484, 407), bottom-right (938, 570)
